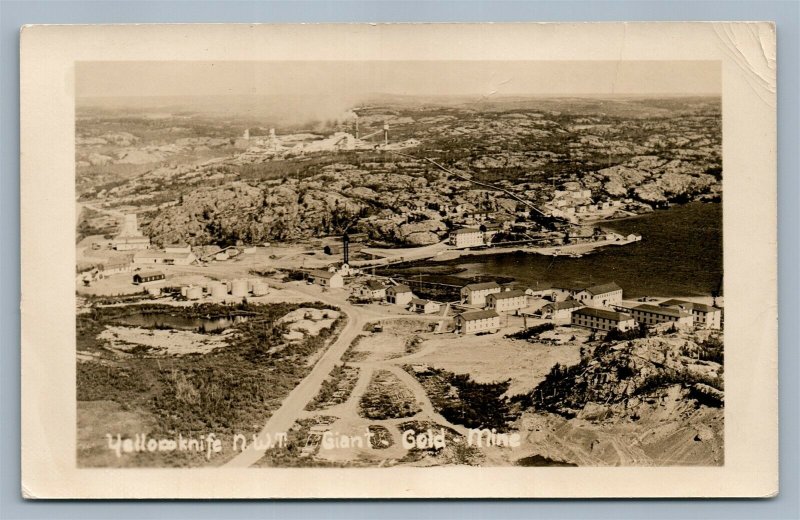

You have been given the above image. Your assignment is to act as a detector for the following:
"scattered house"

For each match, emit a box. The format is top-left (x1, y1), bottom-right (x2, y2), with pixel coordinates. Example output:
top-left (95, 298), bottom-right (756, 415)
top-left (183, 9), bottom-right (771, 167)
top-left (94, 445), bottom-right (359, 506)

top-left (571, 307), bottom-right (636, 332)
top-left (546, 287), bottom-right (575, 302)
top-left (133, 250), bottom-right (197, 266)
top-left (485, 289), bottom-right (527, 313)
top-left (541, 299), bottom-right (585, 320)
top-left (323, 245), bottom-right (341, 256)
top-left (573, 282), bottom-right (623, 307)
top-left (386, 284), bottom-right (414, 306)
top-left (409, 298), bottom-right (441, 314)
top-left (658, 299), bottom-right (721, 329)
top-left (449, 228), bottom-right (484, 248)
top-left (132, 270), bottom-right (165, 285)
top-left (630, 304), bottom-right (694, 328)
top-left (363, 279), bottom-right (387, 300)
top-left (307, 269), bottom-right (344, 289)
top-left (460, 281), bottom-right (501, 306)
top-left (626, 233), bottom-right (642, 242)
top-left (454, 309), bottom-right (501, 334)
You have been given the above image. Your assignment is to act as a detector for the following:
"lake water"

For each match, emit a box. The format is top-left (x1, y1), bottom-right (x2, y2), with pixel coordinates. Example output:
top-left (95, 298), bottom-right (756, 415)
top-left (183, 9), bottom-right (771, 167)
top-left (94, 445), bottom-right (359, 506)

top-left (114, 312), bottom-right (247, 333)
top-left (450, 202), bottom-right (722, 298)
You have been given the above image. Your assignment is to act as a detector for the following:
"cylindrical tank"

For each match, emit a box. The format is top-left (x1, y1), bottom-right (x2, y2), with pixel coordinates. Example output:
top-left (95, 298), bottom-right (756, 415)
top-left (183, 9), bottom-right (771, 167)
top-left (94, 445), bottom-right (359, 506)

top-left (252, 282), bottom-right (269, 296)
top-left (180, 286), bottom-right (188, 297)
top-left (146, 286), bottom-right (161, 297)
top-left (231, 279), bottom-right (249, 297)
top-left (209, 281), bottom-right (228, 299)
top-left (186, 286), bottom-right (203, 300)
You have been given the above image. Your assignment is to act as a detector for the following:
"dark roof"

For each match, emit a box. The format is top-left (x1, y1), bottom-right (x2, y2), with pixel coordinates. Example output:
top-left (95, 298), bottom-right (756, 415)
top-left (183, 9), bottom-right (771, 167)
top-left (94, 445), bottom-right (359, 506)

top-left (410, 298), bottom-right (433, 305)
top-left (389, 284), bottom-right (412, 293)
top-left (550, 299), bottom-right (585, 310)
top-left (633, 304), bottom-right (692, 318)
top-left (462, 281), bottom-right (500, 292)
top-left (488, 289), bottom-right (527, 300)
top-left (458, 309), bottom-right (499, 321)
top-left (451, 227), bottom-right (481, 235)
top-left (585, 282), bottom-right (622, 295)
top-left (135, 270), bottom-right (164, 278)
top-left (573, 307), bottom-right (632, 321)
top-left (659, 299), bottom-right (718, 313)
top-left (308, 269), bottom-right (339, 279)
top-left (365, 280), bottom-right (386, 290)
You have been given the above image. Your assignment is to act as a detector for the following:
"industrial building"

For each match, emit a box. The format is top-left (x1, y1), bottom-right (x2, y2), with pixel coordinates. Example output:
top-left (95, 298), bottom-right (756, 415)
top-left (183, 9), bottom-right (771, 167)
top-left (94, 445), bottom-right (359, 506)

top-left (658, 299), bottom-right (722, 329)
top-left (133, 250), bottom-right (196, 266)
top-left (630, 304), bottom-right (694, 328)
top-left (112, 214), bottom-right (151, 251)
top-left (363, 280), bottom-right (387, 300)
top-left (100, 258), bottom-right (132, 275)
top-left (307, 269), bottom-right (344, 289)
top-left (132, 271), bottom-right (165, 285)
top-left (460, 281), bottom-right (501, 306)
top-left (571, 307), bottom-right (636, 332)
top-left (485, 289), bottom-right (528, 313)
top-left (454, 309), bottom-right (501, 334)
top-left (449, 228), bottom-right (484, 248)
top-left (386, 284), bottom-right (414, 306)
top-left (409, 298), bottom-right (440, 314)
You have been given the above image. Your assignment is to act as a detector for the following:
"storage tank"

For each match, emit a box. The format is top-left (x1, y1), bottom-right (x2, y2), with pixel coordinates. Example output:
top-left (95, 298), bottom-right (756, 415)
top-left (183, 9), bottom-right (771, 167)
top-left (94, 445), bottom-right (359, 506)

top-left (180, 286), bottom-right (188, 297)
top-left (231, 279), bottom-right (249, 297)
top-left (209, 281), bottom-right (228, 299)
top-left (252, 282), bottom-right (269, 296)
top-left (186, 286), bottom-right (203, 300)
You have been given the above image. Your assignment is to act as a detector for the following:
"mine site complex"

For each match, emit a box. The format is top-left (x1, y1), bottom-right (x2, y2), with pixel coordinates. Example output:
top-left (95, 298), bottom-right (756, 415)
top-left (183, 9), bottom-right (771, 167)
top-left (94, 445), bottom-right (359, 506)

top-left (76, 95), bottom-right (724, 468)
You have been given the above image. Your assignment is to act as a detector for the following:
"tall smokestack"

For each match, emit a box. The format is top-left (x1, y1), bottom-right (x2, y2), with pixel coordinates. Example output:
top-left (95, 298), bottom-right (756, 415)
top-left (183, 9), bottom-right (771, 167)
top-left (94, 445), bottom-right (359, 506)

top-left (383, 122), bottom-right (389, 146)
top-left (342, 233), bottom-right (350, 265)
top-left (355, 115), bottom-right (359, 139)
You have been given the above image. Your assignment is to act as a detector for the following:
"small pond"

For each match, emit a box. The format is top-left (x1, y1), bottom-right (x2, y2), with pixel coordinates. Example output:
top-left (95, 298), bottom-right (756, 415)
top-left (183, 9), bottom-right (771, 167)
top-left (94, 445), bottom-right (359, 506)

top-left (113, 311), bottom-right (248, 333)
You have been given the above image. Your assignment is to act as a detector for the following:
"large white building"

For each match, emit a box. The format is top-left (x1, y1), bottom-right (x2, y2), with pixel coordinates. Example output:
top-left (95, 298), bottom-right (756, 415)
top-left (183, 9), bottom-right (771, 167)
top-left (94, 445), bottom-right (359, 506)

top-left (630, 304), bottom-right (694, 328)
top-left (454, 309), bottom-right (501, 334)
top-left (571, 307), bottom-right (636, 332)
top-left (460, 281), bottom-right (501, 306)
top-left (307, 269), bottom-right (344, 289)
top-left (485, 289), bottom-right (527, 313)
top-left (572, 282), bottom-right (624, 308)
top-left (449, 228), bottom-right (484, 248)
top-left (659, 299), bottom-right (722, 329)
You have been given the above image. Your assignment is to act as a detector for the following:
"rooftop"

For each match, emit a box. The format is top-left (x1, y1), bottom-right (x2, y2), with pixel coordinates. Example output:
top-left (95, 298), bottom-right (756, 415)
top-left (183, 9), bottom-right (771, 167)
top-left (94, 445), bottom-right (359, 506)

top-left (458, 309), bottom-right (500, 321)
top-left (462, 281), bottom-right (501, 292)
top-left (585, 282), bottom-right (623, 295)
top-left (451, 227), bottom-right (482, 235)
top-left (136, 270), bottom-right (165, 278)
top-left (389, 284), bottom-right (413, 293)
top-left (659, 299), bottom-right (718, 313)
top-left (573, 307), bottom-right (632, 321)
top-left (550, 299), bottom-right (585, 310)
top-left (634, 304), bottom-right (692, 318)
top-left (307, 269), bottom-right (339, 279)
top-left (365, 280), bottom-right (386, 290)
top-left (134, 250), bottom-right (194, 259)
top-left (489, 289), bottom-right (527, 300)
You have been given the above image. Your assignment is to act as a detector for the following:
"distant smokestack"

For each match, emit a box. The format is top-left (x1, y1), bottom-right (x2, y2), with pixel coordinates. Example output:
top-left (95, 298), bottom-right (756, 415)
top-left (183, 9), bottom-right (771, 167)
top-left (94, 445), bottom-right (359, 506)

top-left (355, 115), bottom-right (359, 139)
top-left (269, 128), bottom-right (276, 139)
top-left (342, 233), bottom-right (350, 265)
top-left (383, 122), bottom-right (389, 146)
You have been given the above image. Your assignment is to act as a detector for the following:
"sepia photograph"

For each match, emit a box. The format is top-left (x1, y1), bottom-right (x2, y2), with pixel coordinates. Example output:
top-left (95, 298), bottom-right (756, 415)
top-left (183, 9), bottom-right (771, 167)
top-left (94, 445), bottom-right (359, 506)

top-left (20, 22), bottom-right (777, 498)
top-left (73, 59), bottom-right (724, 469)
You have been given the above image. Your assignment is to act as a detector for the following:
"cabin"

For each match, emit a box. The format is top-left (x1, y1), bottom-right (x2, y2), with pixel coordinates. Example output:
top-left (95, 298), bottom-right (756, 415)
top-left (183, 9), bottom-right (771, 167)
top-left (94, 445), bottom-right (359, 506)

top-left (454, 309), bottom-right (501, 334)
top-left (132, 270), bottom-right (165, 285)
top-left (361, 280), bottom-right (387, 300)
top-left (485, 289), bottom-right (527, 313)
top-left (571, 307), bottom-right (636, 332)
top-left (386, 284), bottom-right (414, 306)
top-left (541, 299), bottom-right (585, 320)
top-left (460, 281), bottom-right (501, 306)
top-left (659, 299), bottom-right (722, 329)
top-left (409, 298), bottom-right (441, 314)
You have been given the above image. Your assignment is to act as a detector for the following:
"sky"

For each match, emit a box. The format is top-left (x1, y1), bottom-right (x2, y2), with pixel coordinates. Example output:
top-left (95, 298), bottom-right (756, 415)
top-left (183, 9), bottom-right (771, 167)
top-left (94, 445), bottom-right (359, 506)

top-left (77, 60), bottom-right (720, 99)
